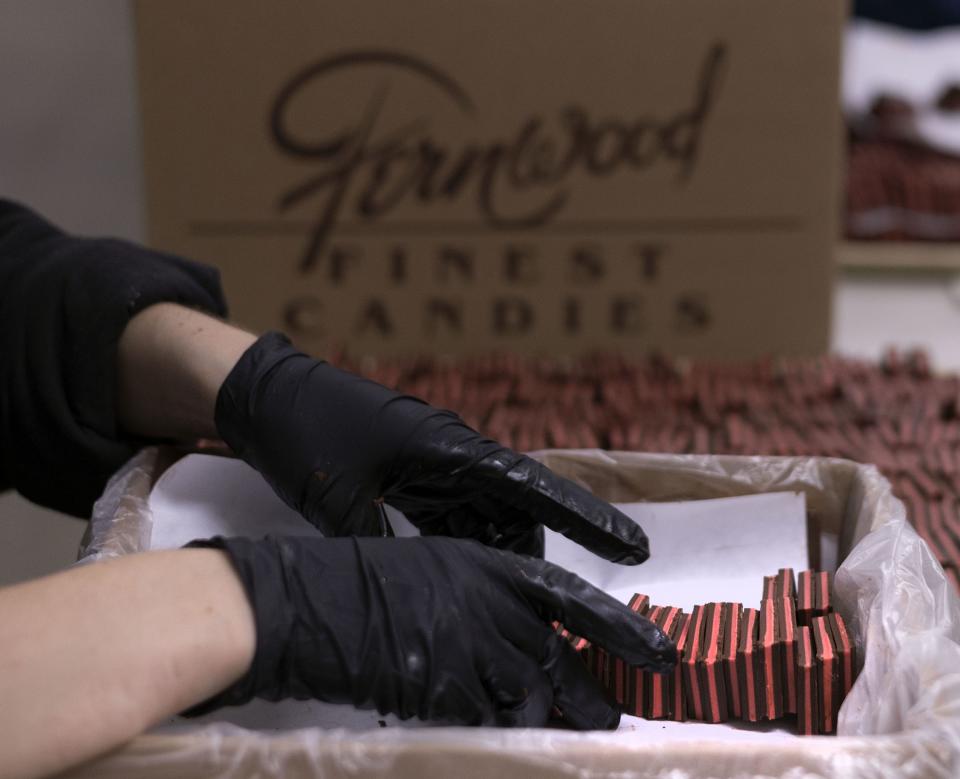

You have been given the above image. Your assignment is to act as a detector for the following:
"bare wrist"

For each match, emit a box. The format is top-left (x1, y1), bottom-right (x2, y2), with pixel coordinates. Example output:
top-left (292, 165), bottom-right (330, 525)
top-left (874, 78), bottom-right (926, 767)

top-left (117, 303), bottom-right (256, 440)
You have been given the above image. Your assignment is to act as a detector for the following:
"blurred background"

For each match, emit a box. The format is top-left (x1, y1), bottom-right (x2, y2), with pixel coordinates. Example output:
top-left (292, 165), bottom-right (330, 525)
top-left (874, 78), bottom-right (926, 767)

top-left (2, 0), bottom-right (960, 585)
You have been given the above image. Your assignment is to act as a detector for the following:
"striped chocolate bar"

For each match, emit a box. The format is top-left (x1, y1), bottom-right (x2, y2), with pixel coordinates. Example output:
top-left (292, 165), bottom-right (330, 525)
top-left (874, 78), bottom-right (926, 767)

top-left (814, 571), bottom-right (832, 616)
top-left (623, 594), bottom-right (651, 715)
top-left (762, 576), bottom-right (777, 600)
top-left (683, 605), bottom-right (707, 720)
top-left (797, 570), bottom-right (833, 626)
top-left (827, 612), bottom-right (856, 702)
top-left (797, 571), bottom-right (815, 625)
top-left (625, 652), bottom-right (646, 717)
top-left (554, 623), bottom-right (592, 664)
top-left (627, 593), bottom-right (651, 616)
top-left (720, 602), bottom-right (743, 718)
top-left (670, 613), bottom-right (693, 722)
top-left (638, 605), bottom-right (666, 716)
top-left (697, 602), bottom-right (729, 722)
top-left (780, 597), bottom-right (798, 714)
top-left (737, 607), bottom-right (760, 722)
top-left (555, 622), bottom-right (601, 713)
top-left (613, 651), bottom-right (627, 707)
top-left (811, 615), bottom-right (840, 734)
top-left (776, 568), bottom-right (797, 599)
top-left (647, 605), bottom-right (684, 720)
top-left (568, 633), bottom-right (591, 656)
top-left (763, 569), bottom-right (796, 601)
top-left (758, 600), bottom-right (783, 720)
top-left (796, 626), bottom-right (820, 735)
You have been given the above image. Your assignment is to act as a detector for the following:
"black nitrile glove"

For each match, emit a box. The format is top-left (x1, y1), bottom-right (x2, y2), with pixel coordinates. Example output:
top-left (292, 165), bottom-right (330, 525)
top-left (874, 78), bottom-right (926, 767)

top-left (186, 535), bottom-right (676, 727)
top-left (215, 332), bottom-right (649, 562)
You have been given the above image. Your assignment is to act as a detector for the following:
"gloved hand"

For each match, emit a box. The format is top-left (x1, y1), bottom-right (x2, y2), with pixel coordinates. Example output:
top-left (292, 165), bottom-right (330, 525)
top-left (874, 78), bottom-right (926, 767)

top-left (215, 332), bottom-right (648, 561)
top-left (186, 535), bottom-right (676, 727)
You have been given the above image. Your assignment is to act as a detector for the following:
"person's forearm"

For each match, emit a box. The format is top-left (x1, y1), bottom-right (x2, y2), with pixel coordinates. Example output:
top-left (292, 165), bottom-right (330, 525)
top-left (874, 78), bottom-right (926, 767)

top-left (117, 303), bottom-right (256, 440)
top-left (0, 549), bottom-right (255, 779)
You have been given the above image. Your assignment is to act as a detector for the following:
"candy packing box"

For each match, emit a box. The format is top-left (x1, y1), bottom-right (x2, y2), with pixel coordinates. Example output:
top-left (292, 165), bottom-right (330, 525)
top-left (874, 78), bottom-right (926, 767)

top-left (71, 447), bottom-right (960, 779)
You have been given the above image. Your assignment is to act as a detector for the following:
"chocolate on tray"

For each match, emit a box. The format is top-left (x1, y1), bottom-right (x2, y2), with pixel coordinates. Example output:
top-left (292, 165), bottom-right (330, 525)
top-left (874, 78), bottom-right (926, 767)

top-left (697, 603), bottom-right (729, 723)
top-left (555, 570), bottom-right (854, 735)
top-left (811, 615), bottom-right (840, 734)
top-left (780, 597), bottom-right (798, 715)
top-left (671, 612), bottom-right (693, 722)
top-left (647, 606), bottom-right (684, 719)
top-left (829, 612), bottom-right (856, 703)
top-left (738, 607), bottom-right (761, 723)
top-left (797, 570), bottom-right (832, 626)
top-left (720, 602), bottom-right (743, 719)
top-left (683, 605), bottom-right (707, 722)
top-left (796, 626), bottom-right (820, 735)
top-left (349, 348), bottom-right (960, 587)
top-left (757, 600), bottom-right (784, 720)
top-left (623, 593), bottom-right (651, 715)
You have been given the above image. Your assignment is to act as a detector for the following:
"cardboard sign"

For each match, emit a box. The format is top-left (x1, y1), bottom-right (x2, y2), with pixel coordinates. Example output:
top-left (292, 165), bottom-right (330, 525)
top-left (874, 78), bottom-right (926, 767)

top-left (136, 0), bottom-right (843, 357)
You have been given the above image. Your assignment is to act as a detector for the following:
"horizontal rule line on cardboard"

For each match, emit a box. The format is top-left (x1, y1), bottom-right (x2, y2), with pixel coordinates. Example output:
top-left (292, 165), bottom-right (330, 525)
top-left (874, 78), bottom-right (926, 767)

top-left (186, 217), bottom-right (805, 237)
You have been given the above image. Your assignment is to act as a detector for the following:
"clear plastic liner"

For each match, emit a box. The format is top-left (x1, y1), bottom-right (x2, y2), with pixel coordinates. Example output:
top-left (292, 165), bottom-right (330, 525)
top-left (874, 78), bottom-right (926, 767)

top-left (69, 448), bottom-right (960, 779)
top-left (77, 447), bottom-right (180, 565)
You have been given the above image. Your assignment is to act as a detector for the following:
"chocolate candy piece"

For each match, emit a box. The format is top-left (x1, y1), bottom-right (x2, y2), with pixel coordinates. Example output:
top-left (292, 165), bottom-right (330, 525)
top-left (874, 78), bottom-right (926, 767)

top-left (758, 600), bottom-right (783, 720)
top-left (671, 613), bottom-right (693, 722)
top-left (814, 571), bottom-right (832, 616)
top-left (797, 570), bottom-right (814, 626)
top-left (827, 612), bottom-right (856, 702)
top-left (697, 602), bottom-right (729, 722)
top-left (554, 623), bottom-right (594, 674)
top-left (568, 633), bottom-right (591, 655)
top-left (627, 593), bottom-right (650, 616)
top-left (763, 569), bottom-right (795, 602)
top-left (647, 606), bottom-right (684, 719)
top-left (720, 602), bottom-right (743, 718)
top-left (762, 576), bottom-right (776, 600)
top-left (612, 650), bottom-right (627, 706)
top-left (636, 605), bottom-right (665, 716)
top-left (683, 605), bottom-right (707, 720)
top-left (812, 615), bottom-right (840, 734)
top-left (780, 597), bottom-right (798, 714)
top-left (623, 593), bottom-right (651, 715)
top-left (776, 568), bottom-right (796, 599)
top-left (625, 649), bottom-right (646, 718)
top-left (796, 626), bottom-right (820, 735)
top-left (798, 570), bottom-right (833, 626)
top-left (737, 607), bottom-right (761, 722)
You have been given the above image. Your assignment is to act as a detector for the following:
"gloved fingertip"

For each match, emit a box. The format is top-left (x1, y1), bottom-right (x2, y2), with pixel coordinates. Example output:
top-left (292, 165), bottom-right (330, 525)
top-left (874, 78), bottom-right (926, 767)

top-left (599, 704), bottom-right (622, 730)
top-left (604, 514), bottom-right (650, 565)
top-left (651, 636), bottom-right (680, 674)
top-left (620, 622), bottom-right (678, 673)
top-left (556, 695), bottom-right (621, 731)
top-left (611, 540), bottom-right (649, 565)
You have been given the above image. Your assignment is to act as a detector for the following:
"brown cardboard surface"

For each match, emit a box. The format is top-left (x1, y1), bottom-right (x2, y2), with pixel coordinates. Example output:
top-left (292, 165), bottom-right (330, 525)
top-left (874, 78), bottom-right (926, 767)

top-left (136, 0), bottom-right (843, 357)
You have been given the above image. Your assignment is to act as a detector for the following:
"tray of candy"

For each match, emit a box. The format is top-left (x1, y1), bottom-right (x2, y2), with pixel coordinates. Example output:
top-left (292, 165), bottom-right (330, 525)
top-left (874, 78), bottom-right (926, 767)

top-left (72, 447), bottom-right (960, 779)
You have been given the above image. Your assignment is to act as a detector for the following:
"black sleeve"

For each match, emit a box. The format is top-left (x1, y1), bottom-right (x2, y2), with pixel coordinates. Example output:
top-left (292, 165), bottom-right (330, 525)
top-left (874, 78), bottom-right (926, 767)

top-left (0, 199), bottom-right (228, 518)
